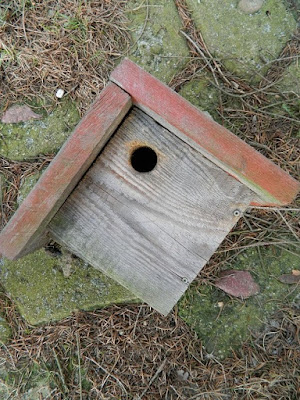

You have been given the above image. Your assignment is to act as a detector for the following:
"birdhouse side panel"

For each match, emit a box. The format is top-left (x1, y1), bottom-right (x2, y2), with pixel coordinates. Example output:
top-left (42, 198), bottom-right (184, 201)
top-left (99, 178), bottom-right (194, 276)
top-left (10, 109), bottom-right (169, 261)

top-left (49, 108), bottom-right (254, 315)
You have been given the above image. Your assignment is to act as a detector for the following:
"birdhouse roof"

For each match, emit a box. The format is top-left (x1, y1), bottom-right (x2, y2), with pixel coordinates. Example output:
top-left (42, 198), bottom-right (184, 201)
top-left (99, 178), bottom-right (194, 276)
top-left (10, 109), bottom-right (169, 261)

top-left (0, 59), bottom-right (299, 262)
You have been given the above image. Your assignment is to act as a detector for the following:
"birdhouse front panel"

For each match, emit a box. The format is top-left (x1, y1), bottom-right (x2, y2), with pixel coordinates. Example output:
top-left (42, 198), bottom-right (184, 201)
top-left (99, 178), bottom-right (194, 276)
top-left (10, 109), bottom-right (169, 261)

top-left (48, 107), bottom-right (254, 315)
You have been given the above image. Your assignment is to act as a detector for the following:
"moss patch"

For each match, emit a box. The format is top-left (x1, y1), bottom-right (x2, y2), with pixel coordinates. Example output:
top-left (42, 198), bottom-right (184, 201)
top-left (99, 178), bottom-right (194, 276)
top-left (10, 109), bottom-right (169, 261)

top-left (186, 0), bottom-right (296, 83)
top-left (126, 0), bottom-right (189, 83)
top-left (17, 170), bottom-right (44, 206)
top-left (0, 249), bottom-right (138, 325)
top-left (0, 315), bottom-right (11, 344)
top-left (179, 246), bottom-right (300, 359)
top-left (275, 61), bottom-right (300, 95)
top-left (0, 173), bottom-right (7, 203)
top-left (0, 361), bottom-right (53, 399)
top-left (179, 77), bottom-right (220, 121)
top-left (0, 101), bottom-right (80, 161)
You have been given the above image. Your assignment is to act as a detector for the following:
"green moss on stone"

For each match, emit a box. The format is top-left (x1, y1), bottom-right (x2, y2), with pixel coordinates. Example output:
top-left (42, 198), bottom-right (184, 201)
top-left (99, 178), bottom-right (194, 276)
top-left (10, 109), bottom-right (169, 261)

top-left (126, 0), bottom-right (189, 83)
top-left (179, 77), bottom-right (220, 121)
top-left (0, 100), bottom-right (80, 161)
top-left (0, 361), bottom-right (53, 399)
top-left (17, 170), bottom-right (44, 206)
top-left (0, 173), bottom-right (14, 226)
top-left (275, 61), bottom-right (300, 95)
top-left (0, 249), bottom-right (138, 325)
top-left (0, 315), bottom-right (11, 344)
top-left (179, 246), bottom-right (300, 359)
top-left (263, 61), bottom-right (300, 137)
top-left (185, 0), bottom-right (296, 83)
top-left (0, 173), bottom-right (7, 200)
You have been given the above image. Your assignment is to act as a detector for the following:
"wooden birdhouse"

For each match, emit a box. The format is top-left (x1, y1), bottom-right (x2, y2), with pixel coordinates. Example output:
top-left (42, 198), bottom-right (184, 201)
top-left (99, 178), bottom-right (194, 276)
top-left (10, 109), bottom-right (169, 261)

top-left (0, 59), bottom-right (299, 315)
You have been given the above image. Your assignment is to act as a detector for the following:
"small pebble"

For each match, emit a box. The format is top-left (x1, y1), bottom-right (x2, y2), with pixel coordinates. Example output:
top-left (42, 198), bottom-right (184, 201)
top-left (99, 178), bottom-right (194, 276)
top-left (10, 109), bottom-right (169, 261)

top-left (238, 0), bottom-right (264, 14)
top-left (56, 88), bottom-right (65, 99)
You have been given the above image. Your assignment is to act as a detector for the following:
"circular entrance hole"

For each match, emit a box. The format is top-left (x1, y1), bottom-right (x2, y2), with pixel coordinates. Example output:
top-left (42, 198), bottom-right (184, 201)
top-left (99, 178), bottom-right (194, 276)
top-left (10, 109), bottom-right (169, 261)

top-left (130, 146), bottom-right (157, 173)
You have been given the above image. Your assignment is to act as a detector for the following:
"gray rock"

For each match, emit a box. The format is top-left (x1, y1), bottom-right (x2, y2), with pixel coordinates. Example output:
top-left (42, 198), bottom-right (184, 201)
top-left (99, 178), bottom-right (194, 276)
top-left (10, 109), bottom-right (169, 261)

top-left (238, 0), bottom-right (264, 14)
top-left (185, 0), bottom-right (297, 83)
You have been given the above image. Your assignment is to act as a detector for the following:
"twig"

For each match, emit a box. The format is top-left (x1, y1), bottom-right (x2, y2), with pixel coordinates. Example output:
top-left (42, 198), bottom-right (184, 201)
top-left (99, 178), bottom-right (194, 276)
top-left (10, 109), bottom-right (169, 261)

top-left (132, 304), bottom-right (143, 338)
top-left (275, 245), bottom-right (300, 258)
top-left (277, 210), bottom-right (300, 242)
top-left (241, 99), bottom-right (300, 124)
top-left (189, 389), bottom-right (228, 399)
top-left (217, 240), bottom-right (300, 253)
top-left (86, 357), bottom-right (128, 396)
top-left (170, 385), bottom-right (184, 399)
top-left (126, 0), bottom-right (150, 53)
top-left (76, 333), bottom-right (82, 400)
top-left (180, 30), bottom-right (219, 86)
top-left (52, 348), bottom-right (69, 394)
top-left (138, 358), bottom-right (167, 399)
top-left (22, 0), bottom-right (29, 46)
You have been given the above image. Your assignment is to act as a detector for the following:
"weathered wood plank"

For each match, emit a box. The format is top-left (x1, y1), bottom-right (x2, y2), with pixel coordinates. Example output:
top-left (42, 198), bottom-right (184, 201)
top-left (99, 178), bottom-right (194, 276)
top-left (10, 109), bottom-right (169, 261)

top-left (110, 59), bottom-right (300, 206)
top-left (49, 108), bottom-right (254, 315)
top-left (0, 83), bottom-right (132, 260)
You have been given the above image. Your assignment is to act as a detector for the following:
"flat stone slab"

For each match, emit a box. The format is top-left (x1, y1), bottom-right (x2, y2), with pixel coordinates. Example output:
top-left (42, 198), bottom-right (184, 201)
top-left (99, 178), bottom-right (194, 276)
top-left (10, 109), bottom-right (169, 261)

top-left (0, 249), bottom-right (138, 325)
top-left (179, 77), bottom-right (219, 121)
top-left (179, 246), bottom-right (300, 358)
top-left (186, 0), bottom-right (296, 82)
top-left (275, 61), bottom-right (300, 96)
top-left (127, 0), bottom-right (189, 83)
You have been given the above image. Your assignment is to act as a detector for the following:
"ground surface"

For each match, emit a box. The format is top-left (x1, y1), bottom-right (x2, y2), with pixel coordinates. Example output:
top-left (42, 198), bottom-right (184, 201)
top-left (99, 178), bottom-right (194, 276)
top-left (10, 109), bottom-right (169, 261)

top-left (0, 0), bottom-right (299, 399)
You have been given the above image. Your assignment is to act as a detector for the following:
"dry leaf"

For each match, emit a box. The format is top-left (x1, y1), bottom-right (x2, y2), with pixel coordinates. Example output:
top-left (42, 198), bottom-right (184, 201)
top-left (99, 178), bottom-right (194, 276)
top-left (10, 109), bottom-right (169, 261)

top-left (292, 270), bottom-right (300, 276)
top-left (1, 105), bottom-right (42, 123)
top-left (278, 274), bottom-right (300, 285)
top-left (215, 270), bottom-right (260, 298)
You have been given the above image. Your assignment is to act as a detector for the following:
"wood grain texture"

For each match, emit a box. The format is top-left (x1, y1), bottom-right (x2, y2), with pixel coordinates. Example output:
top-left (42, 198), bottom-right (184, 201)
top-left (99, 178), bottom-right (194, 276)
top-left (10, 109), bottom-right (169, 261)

top-left (49, 108), bottom-right (254, 315)
top-left (110, 59), bottom-right (300, 206)
top-left (0, 83), bottom-right (132, 260)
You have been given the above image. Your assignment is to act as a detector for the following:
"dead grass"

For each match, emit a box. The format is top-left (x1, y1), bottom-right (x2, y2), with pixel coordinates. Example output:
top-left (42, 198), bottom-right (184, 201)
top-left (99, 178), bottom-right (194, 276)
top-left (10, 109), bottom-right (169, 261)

top-left (0, 155), bottom-right (52, 227)
top-left (0, 296), bottom-right (298, 399)
top-left (0, 0), bottom-right (130, 114)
